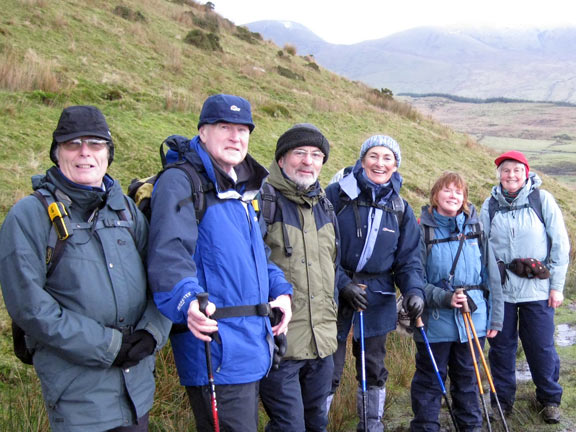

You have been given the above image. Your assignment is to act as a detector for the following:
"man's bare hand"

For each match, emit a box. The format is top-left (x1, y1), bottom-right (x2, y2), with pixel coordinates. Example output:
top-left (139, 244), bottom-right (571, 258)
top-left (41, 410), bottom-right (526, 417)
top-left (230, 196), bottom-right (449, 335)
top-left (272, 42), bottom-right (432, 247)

top-left (187, 299), bottom-right (218, 342)
top-left (269, 294), bottom-right (292, 336)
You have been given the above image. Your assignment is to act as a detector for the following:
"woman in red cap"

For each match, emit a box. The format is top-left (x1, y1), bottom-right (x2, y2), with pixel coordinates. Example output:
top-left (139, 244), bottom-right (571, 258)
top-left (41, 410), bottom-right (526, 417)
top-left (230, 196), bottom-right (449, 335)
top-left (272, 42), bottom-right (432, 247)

top-left (479, 150), bottom-right (570, 424)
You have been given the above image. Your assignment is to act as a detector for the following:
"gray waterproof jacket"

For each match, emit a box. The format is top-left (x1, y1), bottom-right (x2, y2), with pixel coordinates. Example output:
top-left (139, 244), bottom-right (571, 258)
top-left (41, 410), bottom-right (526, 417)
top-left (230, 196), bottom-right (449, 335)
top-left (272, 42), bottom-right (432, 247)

top-left (0, 167), bottom-right (171, 431)
top-left (480, 173), bottom-right (570, 303)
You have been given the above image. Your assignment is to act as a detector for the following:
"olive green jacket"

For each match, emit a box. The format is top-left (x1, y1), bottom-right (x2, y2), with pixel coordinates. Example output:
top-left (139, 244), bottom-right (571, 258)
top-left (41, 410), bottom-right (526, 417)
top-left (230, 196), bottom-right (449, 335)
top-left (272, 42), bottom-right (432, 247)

top-left (263, 162), bottom-right (339, 360)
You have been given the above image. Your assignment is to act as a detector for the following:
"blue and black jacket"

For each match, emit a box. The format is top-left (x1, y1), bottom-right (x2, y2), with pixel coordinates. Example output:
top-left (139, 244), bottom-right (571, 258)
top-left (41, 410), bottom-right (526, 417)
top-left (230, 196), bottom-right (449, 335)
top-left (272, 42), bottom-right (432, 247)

top-left (325, 160), bottom-right (425, 339)
top-left (147, 136), bottom-right (292, 386)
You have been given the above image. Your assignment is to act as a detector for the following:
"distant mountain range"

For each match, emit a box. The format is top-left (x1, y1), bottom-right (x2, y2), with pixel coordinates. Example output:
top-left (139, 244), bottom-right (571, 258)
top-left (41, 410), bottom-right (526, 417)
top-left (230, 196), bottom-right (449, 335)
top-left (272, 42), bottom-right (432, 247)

top-left (246, 21), bottom-right (576, 103)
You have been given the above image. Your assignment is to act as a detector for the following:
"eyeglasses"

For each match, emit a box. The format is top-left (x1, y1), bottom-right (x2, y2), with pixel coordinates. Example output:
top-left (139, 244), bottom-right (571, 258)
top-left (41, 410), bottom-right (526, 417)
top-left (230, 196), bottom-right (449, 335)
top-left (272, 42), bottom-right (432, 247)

top-left (291, 149), bottom-right (324, 161)
top-left (60, 138), bottom-right (109, 151)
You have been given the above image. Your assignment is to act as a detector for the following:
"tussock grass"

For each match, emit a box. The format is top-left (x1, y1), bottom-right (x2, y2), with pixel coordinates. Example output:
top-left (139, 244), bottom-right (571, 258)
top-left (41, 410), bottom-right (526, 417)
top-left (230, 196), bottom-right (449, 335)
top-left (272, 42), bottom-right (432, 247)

top-left (0, 49), bottom-right (61, 93)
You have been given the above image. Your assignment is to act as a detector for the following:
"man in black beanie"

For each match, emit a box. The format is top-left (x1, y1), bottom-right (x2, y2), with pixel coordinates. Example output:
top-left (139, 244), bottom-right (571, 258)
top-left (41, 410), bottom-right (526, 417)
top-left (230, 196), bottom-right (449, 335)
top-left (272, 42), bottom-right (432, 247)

top-left (259, 123), bottom-right (351, 431)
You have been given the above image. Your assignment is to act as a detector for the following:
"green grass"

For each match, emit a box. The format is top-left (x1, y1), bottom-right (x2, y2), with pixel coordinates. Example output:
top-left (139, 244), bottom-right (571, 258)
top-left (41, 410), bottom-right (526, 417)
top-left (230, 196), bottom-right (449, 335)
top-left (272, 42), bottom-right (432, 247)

top-left (2, 0), bottom-right (576, 430)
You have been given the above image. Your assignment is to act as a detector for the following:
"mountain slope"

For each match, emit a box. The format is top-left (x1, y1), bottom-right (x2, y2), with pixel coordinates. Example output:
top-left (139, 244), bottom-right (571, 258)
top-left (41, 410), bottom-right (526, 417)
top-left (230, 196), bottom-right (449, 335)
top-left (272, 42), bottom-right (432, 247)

top-left (247, 21), bottom-right (576, 102)
top-left (1, 1), bottom-right (576, 430)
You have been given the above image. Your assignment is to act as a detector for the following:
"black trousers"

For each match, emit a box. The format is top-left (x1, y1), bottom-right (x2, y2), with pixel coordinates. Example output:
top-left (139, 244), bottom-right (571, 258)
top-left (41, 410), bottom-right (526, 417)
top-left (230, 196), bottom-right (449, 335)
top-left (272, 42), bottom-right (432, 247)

top-left (186, 381), bottom-right (259, 431)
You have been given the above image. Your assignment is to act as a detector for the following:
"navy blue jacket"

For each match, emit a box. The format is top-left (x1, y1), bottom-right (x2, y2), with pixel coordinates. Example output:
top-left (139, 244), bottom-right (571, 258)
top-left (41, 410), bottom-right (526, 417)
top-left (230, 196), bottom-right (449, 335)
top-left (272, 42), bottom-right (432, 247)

top-left (325, 161), bottom-right (425, 339)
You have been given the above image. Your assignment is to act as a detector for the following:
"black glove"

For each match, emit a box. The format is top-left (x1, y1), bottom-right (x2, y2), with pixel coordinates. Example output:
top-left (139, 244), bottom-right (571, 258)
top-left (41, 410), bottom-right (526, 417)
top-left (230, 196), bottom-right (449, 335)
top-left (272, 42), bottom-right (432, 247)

top-left (340, 283), bottom-right (368, 311)
top-left (272, 333), bottom-right (287, 370)
top-left (127, 330), bottom-right (156, 361)
top-left (403, 295), bottom-right (424, 320)
top-left (112, 333), bottom-right (133, 367)
top-left (113, 330), bottom-right (156, 369)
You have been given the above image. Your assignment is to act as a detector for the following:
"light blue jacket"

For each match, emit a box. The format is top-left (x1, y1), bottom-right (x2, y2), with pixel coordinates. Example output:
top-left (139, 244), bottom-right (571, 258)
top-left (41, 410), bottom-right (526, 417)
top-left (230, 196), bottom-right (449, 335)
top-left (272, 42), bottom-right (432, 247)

top-left (417, 204), bottom-right (503, 343)
top-left (480, 173), bottom-right (570, 303)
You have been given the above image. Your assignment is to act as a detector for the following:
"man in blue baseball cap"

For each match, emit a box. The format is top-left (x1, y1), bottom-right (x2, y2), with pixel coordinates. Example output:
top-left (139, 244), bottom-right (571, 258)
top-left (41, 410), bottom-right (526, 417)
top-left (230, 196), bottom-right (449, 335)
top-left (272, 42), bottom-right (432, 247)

top-left (147, 94), bottom-right (292, 430)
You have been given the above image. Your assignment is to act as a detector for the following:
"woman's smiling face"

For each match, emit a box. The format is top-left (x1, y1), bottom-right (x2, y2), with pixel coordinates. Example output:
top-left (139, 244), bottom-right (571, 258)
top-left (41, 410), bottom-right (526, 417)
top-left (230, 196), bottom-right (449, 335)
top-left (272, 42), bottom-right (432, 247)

top-left (361, 146), bottom-right (397, 184)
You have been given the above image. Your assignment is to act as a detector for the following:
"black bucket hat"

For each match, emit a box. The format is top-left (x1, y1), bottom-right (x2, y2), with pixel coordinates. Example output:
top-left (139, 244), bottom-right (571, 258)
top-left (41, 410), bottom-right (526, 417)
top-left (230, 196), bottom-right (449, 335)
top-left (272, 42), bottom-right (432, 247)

top-left (50, 105), bottom-right (114, 165)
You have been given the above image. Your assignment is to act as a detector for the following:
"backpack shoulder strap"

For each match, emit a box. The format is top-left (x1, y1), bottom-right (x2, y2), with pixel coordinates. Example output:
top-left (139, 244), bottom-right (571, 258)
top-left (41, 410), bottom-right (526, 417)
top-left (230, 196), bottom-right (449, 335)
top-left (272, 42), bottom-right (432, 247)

top-left (319, 193), bottom-right (337, 227)
top-left (528, 187), bottom-right (544, 225)
top-left (32, 189), bottom-right (70, 277)
top-left (260, 183), bottom-right (277, 226)
top-left (489, 189), bottom-right (544, 226)
top-left (390, 195), bottom-right (405, 226)
top-left (259, 183), bottom-right (293, 257)
top-left (423, 224), bottom-right (435, 256)
top-left (167, 161), bottom-right (215, 225)
top-left (488, 196), bottom-right (498, 223)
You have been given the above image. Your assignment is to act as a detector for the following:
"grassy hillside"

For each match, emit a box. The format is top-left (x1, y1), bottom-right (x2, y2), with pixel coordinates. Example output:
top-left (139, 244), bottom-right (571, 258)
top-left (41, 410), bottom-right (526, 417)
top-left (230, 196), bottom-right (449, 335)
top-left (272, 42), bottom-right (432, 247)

top-left (1, 0), bottom-right (576, 430)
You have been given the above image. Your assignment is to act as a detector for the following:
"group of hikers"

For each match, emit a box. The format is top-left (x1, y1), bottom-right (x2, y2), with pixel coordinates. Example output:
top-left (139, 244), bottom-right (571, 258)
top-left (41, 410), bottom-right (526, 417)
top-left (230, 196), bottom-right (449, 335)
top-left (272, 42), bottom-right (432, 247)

top-left (0, 93), bottom-right (570, 432)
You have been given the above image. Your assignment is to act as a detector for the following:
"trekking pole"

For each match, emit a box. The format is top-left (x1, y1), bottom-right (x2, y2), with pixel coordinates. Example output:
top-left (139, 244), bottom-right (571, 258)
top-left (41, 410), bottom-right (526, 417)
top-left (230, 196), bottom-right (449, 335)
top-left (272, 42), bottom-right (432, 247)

top-left (457, 290), bottom-right (492, 432)
top-left (463, 310), bottom-right (510, 432)
top-left (197, 293), bottom-right (220, 432)
top-left (415, 317), bottom-right (461, 432)
top-left (357, 284), bottom-right (368, 431)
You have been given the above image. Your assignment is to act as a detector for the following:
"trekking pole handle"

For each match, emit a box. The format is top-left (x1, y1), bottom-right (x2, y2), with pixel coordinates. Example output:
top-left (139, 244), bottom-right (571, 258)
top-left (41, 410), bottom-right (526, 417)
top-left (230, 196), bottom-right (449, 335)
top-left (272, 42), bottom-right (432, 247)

top-left (415, 317), bottom-right (424, 328)
top-left (197, 292), bottom-right (209, 315)
top-left (455, 288), bottom-right (471, 314)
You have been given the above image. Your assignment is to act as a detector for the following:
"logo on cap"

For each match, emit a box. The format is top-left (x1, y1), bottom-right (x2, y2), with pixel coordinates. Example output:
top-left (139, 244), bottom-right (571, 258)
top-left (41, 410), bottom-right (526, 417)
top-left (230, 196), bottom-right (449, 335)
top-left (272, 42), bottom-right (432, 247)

top-left (230, 105), bottom-right (241, 112)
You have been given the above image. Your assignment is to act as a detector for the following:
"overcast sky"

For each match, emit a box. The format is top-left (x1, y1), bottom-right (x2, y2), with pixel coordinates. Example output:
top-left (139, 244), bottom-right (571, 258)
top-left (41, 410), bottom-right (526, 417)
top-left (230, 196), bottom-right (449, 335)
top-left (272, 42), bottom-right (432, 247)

top-left (204, 0), bottom-right (576, 44)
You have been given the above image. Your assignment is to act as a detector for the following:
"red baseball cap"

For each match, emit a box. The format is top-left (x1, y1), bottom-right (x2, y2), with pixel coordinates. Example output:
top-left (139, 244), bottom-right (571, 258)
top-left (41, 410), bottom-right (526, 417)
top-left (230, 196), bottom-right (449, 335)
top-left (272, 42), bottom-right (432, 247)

top-left (494, 150), bottom-right (529, 178)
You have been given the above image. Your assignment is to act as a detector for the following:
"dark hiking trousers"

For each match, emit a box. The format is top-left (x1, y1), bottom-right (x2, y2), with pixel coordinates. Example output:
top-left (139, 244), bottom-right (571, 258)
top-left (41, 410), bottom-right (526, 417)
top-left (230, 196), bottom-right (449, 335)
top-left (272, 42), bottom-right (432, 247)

top-left (260, 356), bottom-right (334, 432)
top-left (488, 300), bottom-right (562, 410)
top-left (410, 341), bottom-right (483, 432)
top-left (332, 334), bottom-right (389, 393)
top-left (186, 381), bottom-right (259, 432)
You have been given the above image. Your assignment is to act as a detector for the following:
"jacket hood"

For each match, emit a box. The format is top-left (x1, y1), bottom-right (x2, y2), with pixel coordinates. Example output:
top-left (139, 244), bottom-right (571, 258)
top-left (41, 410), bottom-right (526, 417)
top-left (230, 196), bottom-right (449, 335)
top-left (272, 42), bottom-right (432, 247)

top-left (166, 135), bottom-right (269, 201)
top-left (420, 203), bottom-right (479, 229)
top-left (491, 171), bottom-right (542, 206)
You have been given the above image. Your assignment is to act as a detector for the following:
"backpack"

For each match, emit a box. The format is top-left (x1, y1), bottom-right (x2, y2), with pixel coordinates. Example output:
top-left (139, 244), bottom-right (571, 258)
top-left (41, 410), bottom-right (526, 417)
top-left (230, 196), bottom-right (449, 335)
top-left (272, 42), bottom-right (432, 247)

top-left (488, 187), bottom-right (543, 225)
top-left (127, 135), bottom-right (214, 224)
top-left (423, 219), bottom-right (484, 257)
top-left (12, 188), bottom-right (134, 365)
top-left (331, 165), bottom-right (405, 237)
top-left (258, 183), bottom-right (337, 257)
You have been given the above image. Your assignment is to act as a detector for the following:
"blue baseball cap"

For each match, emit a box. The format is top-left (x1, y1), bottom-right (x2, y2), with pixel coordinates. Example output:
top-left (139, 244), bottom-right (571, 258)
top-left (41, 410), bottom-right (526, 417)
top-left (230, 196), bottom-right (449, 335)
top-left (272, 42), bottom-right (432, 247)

top-left (197, 94), bottom-right (255, 133)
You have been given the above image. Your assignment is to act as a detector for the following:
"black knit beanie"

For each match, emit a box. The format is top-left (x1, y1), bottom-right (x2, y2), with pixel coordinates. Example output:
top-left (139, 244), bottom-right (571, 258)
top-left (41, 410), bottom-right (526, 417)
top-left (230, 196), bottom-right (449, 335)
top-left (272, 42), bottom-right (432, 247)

top-left (275, 123), bottom-right (330, 163)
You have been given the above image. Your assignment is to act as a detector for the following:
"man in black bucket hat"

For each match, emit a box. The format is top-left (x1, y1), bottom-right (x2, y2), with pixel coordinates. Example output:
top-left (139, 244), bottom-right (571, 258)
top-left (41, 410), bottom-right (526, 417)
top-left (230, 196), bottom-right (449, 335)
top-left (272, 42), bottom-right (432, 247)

top-left (0, 105), bottom-right (171, 431)
top-left (50, 105), bottom-right (114, 165)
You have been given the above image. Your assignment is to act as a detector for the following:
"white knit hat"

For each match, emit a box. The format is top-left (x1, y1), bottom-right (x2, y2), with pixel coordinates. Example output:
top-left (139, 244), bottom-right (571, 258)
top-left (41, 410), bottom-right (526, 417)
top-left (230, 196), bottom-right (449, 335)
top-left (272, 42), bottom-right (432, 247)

top-left (359, 135), bottom-right (401, 168)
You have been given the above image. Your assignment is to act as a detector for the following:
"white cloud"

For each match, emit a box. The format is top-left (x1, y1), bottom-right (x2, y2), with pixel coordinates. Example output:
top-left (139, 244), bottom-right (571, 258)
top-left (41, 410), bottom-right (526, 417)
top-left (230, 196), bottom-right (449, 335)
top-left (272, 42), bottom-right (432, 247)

top-left (207, 0), bottom-right (576, 44)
